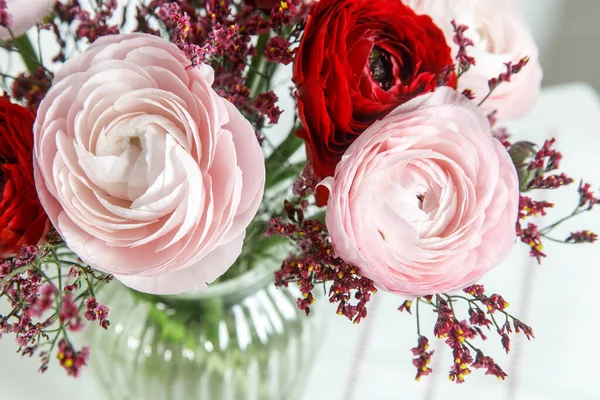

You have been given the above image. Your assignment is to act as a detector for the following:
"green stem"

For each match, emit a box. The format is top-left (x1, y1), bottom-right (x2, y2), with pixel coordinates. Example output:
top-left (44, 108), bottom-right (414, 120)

top-left (12, 34), bottom-right (40, 73)
top-left (57, 263), bottom-right (63, 293)
top-left (0, 71), bottom-right (46, 85)
top-left (477, 87), bottom-right (495, 107)
top-left (490, 313), bottom-right (502, 332)
top-left (540, 207), bottom-right (581, 234)
top-left (415, 297), bottom-right (422, 337)
top-left (83, 273), bottom-right (96, 298)
top-left (265, 161), bottom-right (305, 189)
top-left (0, 264), bottom-right (37, 288)
top-left (540, 234), bottom-right (568, 244)
top-left (464, 339), bottom-right (481, 353)
top-left (38, 269), bottom-right (61, 295)
top-left (256, 61), bottom-right (279, 94)
top-left (264, 125), bottom-right (304, 173)
top-left (246, 33), bottom-right (270, 96)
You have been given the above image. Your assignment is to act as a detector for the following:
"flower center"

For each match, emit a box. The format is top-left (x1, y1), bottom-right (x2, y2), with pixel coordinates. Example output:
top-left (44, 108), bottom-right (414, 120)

top-left (368, 47), bottom-right (394, 91)
top-left (416, 194), bottom-right (425, 209)
top-left (114, 134), bottom-right (143, 155)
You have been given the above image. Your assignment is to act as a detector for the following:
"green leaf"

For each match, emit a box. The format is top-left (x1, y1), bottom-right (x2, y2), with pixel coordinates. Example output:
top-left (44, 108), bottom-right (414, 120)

top-left (12, 34), bottom-right (40, 73)
top-left (265, 131), bottom-right (304, 172)
top-left (265, 161), bottom-right (305, 189)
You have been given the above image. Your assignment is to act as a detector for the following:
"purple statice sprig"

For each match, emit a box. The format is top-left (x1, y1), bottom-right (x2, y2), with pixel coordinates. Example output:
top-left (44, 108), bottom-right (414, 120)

top-left (451, 20), bottom-right (475, 80)
top-left (268, 215), bottom-right (377, 324)
top-left (70, 0), bottom-right (120, 43)
top-left (150, 0), bottom-right (305, 134)
top-left (451, 21), bottom-right (529, 106)
top-left (518, 181), bottom-right (600, 262)
top-left (9, 66), bottom-right (52, 112)
top-left (475, 57), bottom-right (530, 107)
top-left (400, 286), bottom-right (533, 383)
top-left (268, 167), bottom-right (377, 323)
top-left (536, 180), bottom-right (600, 245)
top-left (522, 138), bottom-right (575, 191)
top-left (507, 137), bottom-right (599, 261)
top-left (0, 239), bottom-right (113, 377)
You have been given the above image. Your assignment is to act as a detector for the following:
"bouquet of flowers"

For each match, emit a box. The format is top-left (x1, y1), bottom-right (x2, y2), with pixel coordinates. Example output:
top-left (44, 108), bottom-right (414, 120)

top-left (0, 0), bottom-right (597, 389)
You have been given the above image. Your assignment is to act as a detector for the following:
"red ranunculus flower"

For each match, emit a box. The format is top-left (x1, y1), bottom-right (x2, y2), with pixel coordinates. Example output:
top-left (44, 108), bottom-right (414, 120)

top-left (0, 97), bottom-right (49, 255)
top-left (293, 0), bottom-right (455, 195)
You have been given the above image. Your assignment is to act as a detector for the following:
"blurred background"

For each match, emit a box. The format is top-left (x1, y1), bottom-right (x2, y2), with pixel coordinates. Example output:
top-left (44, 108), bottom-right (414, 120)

top-left (521, 0), bottom-right (600, 91)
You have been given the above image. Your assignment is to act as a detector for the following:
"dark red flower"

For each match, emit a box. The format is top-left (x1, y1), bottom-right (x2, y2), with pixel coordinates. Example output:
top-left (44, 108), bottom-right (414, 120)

top-left (293, 0), bottom-right (454, 203)
top-left (59, 294), bottom-right (78, 324)
top-left (84, 296), bottom-right (110, 330)
top-left (0, 97), bottom-right (49, 256)
top-left (57, 339), bottom-right (89, 378)
top-left (264, 36), bottom-right (296, 65)
top-left (244, 0), bottom-right (280, 11)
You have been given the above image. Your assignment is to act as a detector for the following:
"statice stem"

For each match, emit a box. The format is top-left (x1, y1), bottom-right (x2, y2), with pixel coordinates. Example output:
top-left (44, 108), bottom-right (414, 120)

top-left (540, 207), bottom-right (581, 234)
top-left (540, 235), bottom-right (567, 244)
top-left (0, 264), bottom-right (37, 288)
top-left (477, 88), bottom-right (495, 107)
top-left (415, 297), bottom-right (422, 337)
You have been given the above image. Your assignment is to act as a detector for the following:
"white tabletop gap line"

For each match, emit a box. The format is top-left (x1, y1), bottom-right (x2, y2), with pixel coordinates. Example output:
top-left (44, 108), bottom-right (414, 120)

top-left (340, 295), bottom-right (382, 400)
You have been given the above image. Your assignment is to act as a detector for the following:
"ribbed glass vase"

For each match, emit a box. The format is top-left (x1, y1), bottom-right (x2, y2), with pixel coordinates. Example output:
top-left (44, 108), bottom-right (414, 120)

top-left (86, 266), bottom-right (320, 400)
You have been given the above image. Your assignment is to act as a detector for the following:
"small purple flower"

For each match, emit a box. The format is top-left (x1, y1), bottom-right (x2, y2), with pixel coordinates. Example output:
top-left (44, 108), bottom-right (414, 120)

top-left (57, 340), bottom-right (89, 378)
top-left (254, 91), bottom-right (282, 124)
top-left (264, 36), bottom-right (295, 65)
top-left (84, 297), bottom-right (110, 329)
top-left (0, 0), bottom-right (13, 29)
top-left (59, 294), bottom-right (78, 323)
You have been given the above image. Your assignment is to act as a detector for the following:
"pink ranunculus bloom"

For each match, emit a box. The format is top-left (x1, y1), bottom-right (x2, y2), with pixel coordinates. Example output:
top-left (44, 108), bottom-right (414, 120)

top-left (322, 87), bottom-right (519, 297)
top-left (403, 0), bottom-right (543, 120)
top-left (0, 0), bottom-right (56, 40)
top-left (33, 33), bottom-right (265, 294)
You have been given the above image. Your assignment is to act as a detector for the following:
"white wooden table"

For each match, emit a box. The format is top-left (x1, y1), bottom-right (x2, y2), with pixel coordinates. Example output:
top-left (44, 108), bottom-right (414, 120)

top-left (1, 83), bottom-right (599, 399)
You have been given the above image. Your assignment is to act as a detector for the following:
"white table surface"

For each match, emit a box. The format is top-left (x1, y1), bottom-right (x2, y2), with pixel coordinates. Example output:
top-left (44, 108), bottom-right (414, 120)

top-left (1, 83), bottom-right (600, 399)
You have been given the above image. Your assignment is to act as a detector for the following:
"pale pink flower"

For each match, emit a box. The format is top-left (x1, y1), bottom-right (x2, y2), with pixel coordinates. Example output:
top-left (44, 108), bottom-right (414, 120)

top-left (322, 87), bottom-right (519, 296)
top-left (34, 33), bottom-right (265, 294)
top-left (403, 0), bottom-right (543, 120)
top-left (0, 0), bottom-right (55, 40)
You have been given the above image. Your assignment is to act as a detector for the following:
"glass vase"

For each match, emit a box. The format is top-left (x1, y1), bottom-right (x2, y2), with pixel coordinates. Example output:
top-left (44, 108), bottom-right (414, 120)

top-left (86, 266), bottom-right (320, 400)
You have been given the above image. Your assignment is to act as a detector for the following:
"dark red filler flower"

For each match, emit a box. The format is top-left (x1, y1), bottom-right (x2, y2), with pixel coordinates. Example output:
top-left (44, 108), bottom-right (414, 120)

top-left (293, 0), bottom-right (454, 199)
top-left (56, 339), bottom-right (89, 378)
top-left (84, 297), bottom-right (110, 330)
top-left (0, 97), bottom-right (49, 256)
top-left (243, 0), bottom-right (282, 11)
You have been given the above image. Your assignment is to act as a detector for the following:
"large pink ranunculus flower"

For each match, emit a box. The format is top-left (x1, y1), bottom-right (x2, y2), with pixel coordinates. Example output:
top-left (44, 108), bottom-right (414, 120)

top-left (0, 0), bottom-right (56, 40)
top-left (322, 87), bottom-right (518, 296)
top-left (33, 33), bottom-right (265, 294)
top-left (403, 0), bottom-right (542, 120)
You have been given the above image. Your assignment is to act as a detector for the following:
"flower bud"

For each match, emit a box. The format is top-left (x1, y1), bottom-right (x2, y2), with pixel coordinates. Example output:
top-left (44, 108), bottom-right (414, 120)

top-left (509, 141), bottom-right (537, 191)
